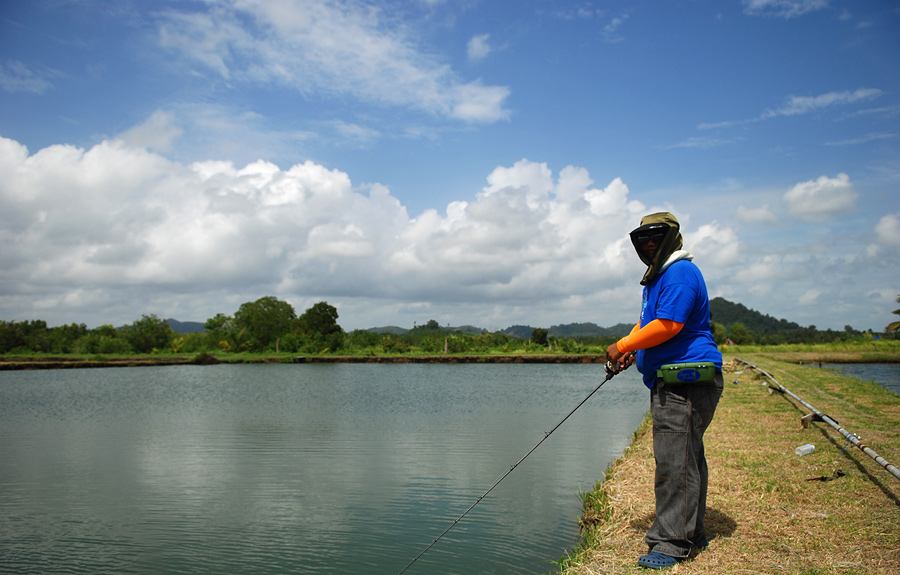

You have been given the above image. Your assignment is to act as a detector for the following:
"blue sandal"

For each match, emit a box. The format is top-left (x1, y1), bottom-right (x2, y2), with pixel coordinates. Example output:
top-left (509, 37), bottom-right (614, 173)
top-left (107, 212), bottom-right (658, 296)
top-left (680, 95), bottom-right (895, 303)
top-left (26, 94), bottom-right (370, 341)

top-left (638, 551), bottom-right (683, 569)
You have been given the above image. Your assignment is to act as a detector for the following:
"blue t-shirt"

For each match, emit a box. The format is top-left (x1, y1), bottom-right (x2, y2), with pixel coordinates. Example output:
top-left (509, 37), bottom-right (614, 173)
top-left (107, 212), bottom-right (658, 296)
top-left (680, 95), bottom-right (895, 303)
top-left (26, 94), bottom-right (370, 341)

top-left (635, 259), bottom-right (722, 388)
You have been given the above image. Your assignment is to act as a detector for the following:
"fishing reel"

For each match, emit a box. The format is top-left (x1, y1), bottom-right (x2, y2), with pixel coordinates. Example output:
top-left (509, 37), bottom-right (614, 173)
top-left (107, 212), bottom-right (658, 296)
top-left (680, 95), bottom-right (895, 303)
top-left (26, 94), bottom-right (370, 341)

top-left (605, 352), bottom-right (635, 375)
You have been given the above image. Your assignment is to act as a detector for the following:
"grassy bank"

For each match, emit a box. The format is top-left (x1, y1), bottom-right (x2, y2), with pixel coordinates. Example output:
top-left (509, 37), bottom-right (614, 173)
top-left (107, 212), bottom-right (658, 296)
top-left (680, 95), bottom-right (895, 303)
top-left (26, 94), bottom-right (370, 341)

top-left (722, 340), bottom-right (900, 364)
top-left (0, 351), bottom-right (614, 370)
top-left (560, 353), bottom-right (900, 574)
top-left (2, 340), bottom-right (898, 370)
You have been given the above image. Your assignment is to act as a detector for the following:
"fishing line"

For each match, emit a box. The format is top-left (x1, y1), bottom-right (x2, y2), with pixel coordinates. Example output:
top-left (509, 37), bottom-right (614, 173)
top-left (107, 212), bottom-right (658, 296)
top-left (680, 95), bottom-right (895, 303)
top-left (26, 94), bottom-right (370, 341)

top-left (396, 362), bottom-right (623, 575)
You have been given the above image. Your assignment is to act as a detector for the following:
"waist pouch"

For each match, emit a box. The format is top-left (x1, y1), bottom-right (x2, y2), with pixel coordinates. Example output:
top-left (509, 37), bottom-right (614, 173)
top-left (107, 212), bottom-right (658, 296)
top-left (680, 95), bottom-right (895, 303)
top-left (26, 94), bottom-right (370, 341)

top-left (656, 362), bottom-right (717, 384)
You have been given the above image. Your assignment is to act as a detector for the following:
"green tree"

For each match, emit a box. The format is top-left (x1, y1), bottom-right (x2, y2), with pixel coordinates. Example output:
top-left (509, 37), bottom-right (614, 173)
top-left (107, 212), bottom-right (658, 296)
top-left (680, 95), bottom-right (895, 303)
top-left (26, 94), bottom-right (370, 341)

top-left (886, 294), bottom-right (900, 334)
top-left (296, 301), bottom-right (342, 337)
top-left (47, 323), bottom-right (89, 353)
top-left (727, 322), bottom-right (750, 345)
top-left (73, 324), bottom-right (130, 354)
top-left (234, 296), bottom-right (297, 351)
top-left (123, 314), bottom-right (175, 353)
top-left (712, 322), bottom-right (727, 345)
top-left (218, 327), bottom-right (252, 353)
top-left (346, 329), bottom-right (380, 351)
top-left (204, 313), bottom-right (234, 333)
top-left (204, 313), bottom-right (234, 349)
top-left (531, 327), bottom-right (549, 346)
top-left (295, 301), bottom-right (344, 352)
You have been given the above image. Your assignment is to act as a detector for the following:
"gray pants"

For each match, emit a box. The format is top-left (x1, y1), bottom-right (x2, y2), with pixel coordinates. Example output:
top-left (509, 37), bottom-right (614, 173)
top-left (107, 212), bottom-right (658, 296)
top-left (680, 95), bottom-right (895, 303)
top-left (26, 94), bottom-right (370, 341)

top-left (645, 372), bottom-right (724, 558)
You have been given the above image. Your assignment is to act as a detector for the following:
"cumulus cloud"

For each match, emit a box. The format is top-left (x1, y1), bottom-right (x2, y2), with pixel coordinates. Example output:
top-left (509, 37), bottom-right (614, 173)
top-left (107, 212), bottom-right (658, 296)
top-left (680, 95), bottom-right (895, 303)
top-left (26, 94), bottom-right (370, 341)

top-left (735, 204), bottom-right (778, 224)
top-left (874, 213), bottom-right (900, 248)
top-left (0, 135), bottom-right (664, 327)
top-left (742, 0), bottom-right (828, 19)
top-left (155, 0), bottom-right (510, 123)
top-left (783, 173), bottom-right (858, 221)
top-left (3, 131), bottom-right (894, 332)
top-left (684, 222), bottom-right (741, 267)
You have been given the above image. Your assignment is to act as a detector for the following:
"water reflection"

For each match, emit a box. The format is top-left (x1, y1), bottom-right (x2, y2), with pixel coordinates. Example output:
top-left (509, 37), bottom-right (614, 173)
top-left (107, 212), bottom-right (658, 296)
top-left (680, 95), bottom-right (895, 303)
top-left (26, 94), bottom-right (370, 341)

top-left (1, 363), bottom-right (648, 575)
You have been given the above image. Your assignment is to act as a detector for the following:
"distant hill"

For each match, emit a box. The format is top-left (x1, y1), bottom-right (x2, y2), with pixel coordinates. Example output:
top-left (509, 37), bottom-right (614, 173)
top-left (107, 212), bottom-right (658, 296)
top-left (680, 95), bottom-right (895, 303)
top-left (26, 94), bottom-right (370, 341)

top-left (367, 324), bottom-right (487, 335)
top-left (358, 297), bottom-right (806, 340)
top-left (499, 322), bottom-right (633, 338)
top-left (499, 325), bottom-right (535, 338)
top-left (166, 319), bottom-right (205, 334)
top-left (550, 322), bottom-right (635, 338)
top-left (367, 326), bottom-right (408, 335)
top-left (454, 324), bottom-right (488, 335)
top-left (708, 297), bottom-right (801, 335)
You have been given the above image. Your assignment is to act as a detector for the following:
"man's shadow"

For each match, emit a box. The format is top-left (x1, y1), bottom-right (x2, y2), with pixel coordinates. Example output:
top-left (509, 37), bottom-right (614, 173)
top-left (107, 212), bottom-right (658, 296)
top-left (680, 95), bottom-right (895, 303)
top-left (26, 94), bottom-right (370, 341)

top-left (630, 507), bottom-right (737, 542)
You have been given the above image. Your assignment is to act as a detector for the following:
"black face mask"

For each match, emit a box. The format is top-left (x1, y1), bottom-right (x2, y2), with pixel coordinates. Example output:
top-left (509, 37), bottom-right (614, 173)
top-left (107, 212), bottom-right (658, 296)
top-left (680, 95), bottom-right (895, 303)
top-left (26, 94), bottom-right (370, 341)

top-left (629, 213), bottom-right (683, 285)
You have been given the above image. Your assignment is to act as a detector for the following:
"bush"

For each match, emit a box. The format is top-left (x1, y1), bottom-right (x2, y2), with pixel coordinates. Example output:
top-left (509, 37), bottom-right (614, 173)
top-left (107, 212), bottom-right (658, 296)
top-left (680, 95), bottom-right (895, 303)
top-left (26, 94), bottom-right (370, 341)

top-left (98, 337), bottom-right (133, 354)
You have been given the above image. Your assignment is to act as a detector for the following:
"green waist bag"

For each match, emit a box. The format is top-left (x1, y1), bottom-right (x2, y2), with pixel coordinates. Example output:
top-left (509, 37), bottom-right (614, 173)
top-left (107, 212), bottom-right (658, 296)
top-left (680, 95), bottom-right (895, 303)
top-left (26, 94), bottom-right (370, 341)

top-left (656, 362), bottom-right (717, 384)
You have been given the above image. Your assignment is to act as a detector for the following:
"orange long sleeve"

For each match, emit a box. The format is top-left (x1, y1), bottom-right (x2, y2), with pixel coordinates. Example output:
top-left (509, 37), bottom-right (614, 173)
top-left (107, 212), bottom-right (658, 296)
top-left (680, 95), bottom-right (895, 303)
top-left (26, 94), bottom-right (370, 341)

top-left (616, 319), bottom-right (684, 353)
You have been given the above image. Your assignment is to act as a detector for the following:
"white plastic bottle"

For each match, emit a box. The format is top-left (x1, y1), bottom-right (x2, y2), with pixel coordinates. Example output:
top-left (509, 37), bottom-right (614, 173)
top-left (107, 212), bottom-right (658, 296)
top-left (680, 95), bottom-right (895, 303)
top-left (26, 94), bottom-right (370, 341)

top-left (795, 443), bottom-right (815, 456)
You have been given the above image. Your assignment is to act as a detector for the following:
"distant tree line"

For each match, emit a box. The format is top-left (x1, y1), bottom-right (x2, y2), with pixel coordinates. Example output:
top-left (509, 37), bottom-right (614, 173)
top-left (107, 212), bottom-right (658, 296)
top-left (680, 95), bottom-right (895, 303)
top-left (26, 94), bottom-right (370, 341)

top-left (0, 297), bottom-right (344, 355)
top-left (0, 295), bottom-right (895, 356)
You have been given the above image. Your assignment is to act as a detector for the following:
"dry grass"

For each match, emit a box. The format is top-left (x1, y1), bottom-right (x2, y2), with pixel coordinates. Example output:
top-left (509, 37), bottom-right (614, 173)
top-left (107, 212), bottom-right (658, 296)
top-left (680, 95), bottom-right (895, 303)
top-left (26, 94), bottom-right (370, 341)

top-left (560, 354), bottom-right (900, 575)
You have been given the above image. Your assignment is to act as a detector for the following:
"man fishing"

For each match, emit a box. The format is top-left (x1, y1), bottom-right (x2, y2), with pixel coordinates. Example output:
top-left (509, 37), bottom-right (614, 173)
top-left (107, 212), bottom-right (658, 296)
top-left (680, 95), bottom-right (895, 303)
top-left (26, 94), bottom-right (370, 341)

top-left (605, 212), bottom-right (723, 569)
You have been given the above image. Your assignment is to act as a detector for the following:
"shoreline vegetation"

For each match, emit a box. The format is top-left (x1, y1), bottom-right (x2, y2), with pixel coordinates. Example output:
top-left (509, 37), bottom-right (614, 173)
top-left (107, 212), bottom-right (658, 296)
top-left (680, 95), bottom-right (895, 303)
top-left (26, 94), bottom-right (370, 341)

top-left (1, 341), bottom-right (899, 370)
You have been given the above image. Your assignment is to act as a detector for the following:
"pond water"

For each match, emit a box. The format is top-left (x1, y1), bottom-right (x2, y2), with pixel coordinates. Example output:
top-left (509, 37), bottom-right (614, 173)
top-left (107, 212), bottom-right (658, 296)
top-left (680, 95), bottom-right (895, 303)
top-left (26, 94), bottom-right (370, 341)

top-left (0, 363), bottom-right (648, 575)
top-left (813, 363), bottom-right (900, 394)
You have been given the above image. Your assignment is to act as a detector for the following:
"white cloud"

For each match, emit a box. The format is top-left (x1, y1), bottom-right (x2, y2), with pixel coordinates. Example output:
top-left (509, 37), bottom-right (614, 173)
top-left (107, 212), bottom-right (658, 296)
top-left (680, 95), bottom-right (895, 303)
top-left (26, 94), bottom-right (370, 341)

top-left (467, 34), bottom-right (491, 61)
top-left (684, 222), bottom-right (741, 267)
top-left (764, 89), bottom-right (884, 118)
top-left (667, 135), bottom-right (737, 149)
top-left (874, 213), bottom-right (900, 248)
top-left (824, 132), bottom-right (897, 146)
top-left (798, 288), bottom-right (822, 305)
top-left (732, 254), bottom-right (785, 283)
top-left (451, 81), bottom-right (511, 122)
top-left (155, 0), bottom-right (510, 123)
top-left (735, 204), bottom-right (778, 224)
top-left (0, 60), bottom-right (56, 94)
top-left (2, 133), bottom-right (895, 332)
top-left (783, 173), bottom-right (858, 221)
top-left (699, 88), bottom-right (884, 131)
top-left (0, 137), bottom-right (658, 327)
top-left (602, 14), bottom-right (630, 43)
top-left (329, 120), bottom-right (381, 147)
top-left (117, 110), bottom-right (183, 153)
top-left (742, 0), bottom-right (829, 19)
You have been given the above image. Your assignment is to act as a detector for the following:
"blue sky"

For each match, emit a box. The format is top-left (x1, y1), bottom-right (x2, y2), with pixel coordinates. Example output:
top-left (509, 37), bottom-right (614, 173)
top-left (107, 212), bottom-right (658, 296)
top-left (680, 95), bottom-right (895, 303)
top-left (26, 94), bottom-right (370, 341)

top-left (1, 0), bottom-right (899, 333)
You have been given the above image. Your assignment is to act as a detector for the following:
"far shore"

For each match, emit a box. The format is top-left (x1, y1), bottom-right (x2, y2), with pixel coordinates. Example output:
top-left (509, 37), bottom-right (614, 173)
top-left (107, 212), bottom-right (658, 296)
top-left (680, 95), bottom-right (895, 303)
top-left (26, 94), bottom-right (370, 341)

top-left (1, 348), bottom-right (899, 370)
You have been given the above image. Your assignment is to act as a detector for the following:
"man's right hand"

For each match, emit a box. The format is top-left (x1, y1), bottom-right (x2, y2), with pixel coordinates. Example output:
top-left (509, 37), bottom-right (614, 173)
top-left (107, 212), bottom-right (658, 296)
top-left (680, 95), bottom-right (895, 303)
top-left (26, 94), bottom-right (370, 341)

top-left (605, 344), bottom-right (635, 372)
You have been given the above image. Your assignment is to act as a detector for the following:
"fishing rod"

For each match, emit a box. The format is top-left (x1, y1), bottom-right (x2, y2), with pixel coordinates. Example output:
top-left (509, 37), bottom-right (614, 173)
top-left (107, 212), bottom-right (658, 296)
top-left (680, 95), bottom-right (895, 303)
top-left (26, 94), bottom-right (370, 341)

top-left (396, 361), bottom-right (624, 575)
top-left (736, 358), bottom-right (900, 482)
